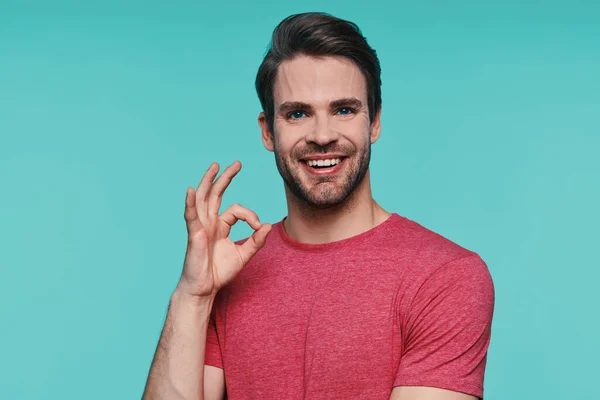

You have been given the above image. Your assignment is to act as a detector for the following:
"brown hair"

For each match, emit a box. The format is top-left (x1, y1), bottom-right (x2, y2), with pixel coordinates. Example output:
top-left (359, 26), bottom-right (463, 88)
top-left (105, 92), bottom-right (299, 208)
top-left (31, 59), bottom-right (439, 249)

top-left (255, 12), bottom-right (382, 135)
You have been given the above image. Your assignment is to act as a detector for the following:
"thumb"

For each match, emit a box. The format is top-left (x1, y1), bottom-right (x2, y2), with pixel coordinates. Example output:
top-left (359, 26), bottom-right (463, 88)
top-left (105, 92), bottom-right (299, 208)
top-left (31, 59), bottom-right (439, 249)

top-left (237, 223), bottom-right (272, 264)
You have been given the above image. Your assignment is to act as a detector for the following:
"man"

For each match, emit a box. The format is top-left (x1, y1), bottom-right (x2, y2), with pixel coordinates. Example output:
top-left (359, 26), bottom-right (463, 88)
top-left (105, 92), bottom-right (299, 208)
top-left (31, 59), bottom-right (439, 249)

top-left (143, 12), bottom-right (494, 400)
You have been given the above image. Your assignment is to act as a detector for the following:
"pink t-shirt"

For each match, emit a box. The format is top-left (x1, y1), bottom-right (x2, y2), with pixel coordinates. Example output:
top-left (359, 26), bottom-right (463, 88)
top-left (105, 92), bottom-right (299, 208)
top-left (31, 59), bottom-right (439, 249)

top-left (205, 213), bottom-right (494, 399)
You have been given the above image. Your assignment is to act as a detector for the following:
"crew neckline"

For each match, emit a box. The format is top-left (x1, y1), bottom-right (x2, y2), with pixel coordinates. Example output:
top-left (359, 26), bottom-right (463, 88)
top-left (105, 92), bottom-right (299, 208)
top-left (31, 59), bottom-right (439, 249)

top-left (276, 213), bottom-right (403, 253)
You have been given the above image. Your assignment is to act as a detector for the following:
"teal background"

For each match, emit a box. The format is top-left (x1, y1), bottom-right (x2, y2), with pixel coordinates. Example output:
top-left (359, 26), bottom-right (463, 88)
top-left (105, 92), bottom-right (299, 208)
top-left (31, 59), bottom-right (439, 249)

top-left (1, 1), bottom-right (598, 399)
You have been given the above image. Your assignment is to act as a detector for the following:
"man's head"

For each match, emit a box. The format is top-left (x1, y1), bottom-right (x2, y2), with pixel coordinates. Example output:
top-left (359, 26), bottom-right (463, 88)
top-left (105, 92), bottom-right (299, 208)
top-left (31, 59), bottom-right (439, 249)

top-left (256, 12), bottom-right (382, 209)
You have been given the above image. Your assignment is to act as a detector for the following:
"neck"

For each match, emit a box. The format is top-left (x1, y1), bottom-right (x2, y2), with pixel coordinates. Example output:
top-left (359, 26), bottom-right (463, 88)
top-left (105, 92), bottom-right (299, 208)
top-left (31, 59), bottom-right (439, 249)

top-left (283, 170), bottom-right (391, 244)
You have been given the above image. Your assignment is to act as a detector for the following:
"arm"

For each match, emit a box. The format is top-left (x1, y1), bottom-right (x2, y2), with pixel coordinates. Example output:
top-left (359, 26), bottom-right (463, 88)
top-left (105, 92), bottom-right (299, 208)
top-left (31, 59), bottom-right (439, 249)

top-left (143, 291), bottom-right (225, 400)
top-left (390, 386), bottom-right (478, 400)
top-left (393, 255), bottom-right (494, 400)
top-left (143, 161), bottom-right (271, 400)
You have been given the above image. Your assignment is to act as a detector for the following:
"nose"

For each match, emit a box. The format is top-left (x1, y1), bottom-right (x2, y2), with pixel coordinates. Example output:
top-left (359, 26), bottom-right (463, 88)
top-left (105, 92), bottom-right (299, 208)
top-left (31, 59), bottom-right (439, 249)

top-left (305, 113), bottom-right (340, 146)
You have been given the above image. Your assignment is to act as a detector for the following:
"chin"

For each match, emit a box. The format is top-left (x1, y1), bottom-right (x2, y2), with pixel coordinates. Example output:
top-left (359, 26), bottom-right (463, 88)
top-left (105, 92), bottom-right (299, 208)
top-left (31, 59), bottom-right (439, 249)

top-left (297, 182), bottom-right (353, 209)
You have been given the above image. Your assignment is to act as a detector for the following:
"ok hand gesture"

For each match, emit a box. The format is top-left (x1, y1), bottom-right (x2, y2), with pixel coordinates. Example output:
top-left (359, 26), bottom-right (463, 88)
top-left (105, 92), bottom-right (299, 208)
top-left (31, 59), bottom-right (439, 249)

top-left (176, 161), bottom-right (271, 299)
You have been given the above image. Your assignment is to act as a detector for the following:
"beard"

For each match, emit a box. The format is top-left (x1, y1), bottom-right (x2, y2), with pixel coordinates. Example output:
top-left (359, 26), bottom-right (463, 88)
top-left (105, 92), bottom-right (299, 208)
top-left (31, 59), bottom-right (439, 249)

top-left (273, 136), bottom-right (371, 209)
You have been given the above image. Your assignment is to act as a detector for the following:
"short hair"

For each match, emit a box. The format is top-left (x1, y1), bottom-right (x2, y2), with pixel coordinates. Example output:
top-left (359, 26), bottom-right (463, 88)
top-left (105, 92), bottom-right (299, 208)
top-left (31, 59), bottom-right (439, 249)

top-left (255, 12), bottom-right (382, 135)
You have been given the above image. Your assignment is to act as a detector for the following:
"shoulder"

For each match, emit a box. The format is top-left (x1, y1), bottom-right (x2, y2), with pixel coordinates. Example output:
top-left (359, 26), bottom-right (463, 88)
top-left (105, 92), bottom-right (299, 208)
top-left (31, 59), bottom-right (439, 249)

top-left (384, 214), bottom-right (481, 263)
top-left (377, 215), bottom-right (493, 292)
top-left (396, 216), bottom-right (494, 308)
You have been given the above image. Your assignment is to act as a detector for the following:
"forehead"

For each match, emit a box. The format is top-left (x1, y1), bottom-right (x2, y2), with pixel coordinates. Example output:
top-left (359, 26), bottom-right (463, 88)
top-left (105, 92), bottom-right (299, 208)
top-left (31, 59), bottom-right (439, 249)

top-left (273, 54), bottom-right (367, 106)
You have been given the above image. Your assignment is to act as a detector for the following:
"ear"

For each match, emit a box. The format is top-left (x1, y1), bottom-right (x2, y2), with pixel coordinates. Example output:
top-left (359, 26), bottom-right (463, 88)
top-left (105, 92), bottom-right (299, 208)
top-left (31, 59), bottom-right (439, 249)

top-left (370, 108), bottom-right (382, 144)
top-left (258, 112), bottom-right (275, 152)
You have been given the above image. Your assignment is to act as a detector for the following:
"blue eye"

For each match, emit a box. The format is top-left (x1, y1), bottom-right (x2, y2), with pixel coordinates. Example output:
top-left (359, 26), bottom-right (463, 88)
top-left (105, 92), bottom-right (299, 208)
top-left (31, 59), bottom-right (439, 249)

top-left (337, 107), bottom-right (354, 115)
top-left (289, 111), bottom-right (306, 119)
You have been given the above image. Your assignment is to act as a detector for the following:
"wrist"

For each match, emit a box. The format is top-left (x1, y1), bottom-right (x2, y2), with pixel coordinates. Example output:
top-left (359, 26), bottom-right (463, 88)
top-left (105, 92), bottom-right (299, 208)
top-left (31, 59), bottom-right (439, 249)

top-left (171, 289), bottom-right (215, 310)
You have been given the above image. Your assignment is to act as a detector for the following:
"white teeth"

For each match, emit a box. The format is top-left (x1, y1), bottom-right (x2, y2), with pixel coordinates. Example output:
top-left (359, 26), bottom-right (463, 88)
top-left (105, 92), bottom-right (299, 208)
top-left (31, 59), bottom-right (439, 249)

top-left (306, 158), bottom-right (342, 167)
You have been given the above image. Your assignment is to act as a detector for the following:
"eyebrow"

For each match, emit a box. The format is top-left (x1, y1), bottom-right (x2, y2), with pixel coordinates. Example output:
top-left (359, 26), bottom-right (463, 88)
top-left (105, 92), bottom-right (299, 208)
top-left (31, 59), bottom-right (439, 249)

top-left (277, 97), bottom-right (364, 115)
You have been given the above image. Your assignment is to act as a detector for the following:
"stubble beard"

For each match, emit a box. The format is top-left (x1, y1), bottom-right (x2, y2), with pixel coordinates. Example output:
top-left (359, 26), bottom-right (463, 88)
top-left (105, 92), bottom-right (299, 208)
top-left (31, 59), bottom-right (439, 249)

top-left (273, 136), bottom-right (372, 210)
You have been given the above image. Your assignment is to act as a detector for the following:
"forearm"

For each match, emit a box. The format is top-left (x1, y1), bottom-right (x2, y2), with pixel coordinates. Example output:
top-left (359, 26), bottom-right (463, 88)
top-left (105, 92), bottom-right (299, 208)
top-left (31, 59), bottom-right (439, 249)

top-left (143, 291), bottom-right (215, 400)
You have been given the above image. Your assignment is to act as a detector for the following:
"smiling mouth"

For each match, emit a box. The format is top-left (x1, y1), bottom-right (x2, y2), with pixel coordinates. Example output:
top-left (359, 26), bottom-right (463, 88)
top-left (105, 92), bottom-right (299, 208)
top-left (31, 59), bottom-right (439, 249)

top-left (298, 157), bottom-right (349, 177)
top-left (302, 157), bottom-right (346, 169)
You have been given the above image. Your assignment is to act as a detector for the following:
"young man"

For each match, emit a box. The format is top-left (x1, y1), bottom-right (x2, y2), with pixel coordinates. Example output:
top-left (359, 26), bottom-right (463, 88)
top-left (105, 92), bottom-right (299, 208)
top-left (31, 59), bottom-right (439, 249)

top-left (144, 12), bottom-right (495, 400)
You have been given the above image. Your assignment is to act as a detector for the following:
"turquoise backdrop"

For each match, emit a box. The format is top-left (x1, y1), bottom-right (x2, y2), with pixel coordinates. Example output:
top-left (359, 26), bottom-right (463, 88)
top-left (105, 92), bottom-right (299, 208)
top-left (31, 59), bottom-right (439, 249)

top-left (1, 1), bottom-right (598, 399)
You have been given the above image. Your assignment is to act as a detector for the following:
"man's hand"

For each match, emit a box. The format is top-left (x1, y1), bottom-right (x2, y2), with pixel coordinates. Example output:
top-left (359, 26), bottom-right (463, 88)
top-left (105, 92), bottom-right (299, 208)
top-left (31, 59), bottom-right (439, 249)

top-left (177, 160), bottom-right (272, 299)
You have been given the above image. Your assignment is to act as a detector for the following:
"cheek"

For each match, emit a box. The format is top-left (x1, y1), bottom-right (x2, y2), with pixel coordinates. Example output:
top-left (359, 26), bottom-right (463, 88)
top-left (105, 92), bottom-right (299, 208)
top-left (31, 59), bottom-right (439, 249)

top-left (330, 115), bottom-right (371, 139)
top-left (274, 121), bottom-right (308, 150)
top-left (273, 133), bottom-right (296, 157)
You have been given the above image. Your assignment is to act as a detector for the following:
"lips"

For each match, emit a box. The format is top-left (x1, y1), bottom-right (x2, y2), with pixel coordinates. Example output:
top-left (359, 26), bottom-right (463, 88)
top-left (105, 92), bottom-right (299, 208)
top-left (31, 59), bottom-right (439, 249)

top-left (300, 156), bottom-right (348, 176)
top-left (305, 157), bottom-right (343, 168)
top-left (300, 154), bottom-right (346, 162)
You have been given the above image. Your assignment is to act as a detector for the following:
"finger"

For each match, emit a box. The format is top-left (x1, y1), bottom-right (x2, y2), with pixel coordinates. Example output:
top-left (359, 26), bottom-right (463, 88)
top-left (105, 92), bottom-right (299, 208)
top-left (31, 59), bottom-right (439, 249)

top-left (220, 203), bottom-right (262, 231)
top-left (184, 187), bottom-right (204, 235)
top-left (195, 162), bottom-right (220, 218)
top-left (237, 223), bottom-right (272, 264)
top-left (207, 161), bottom-right (242, 216)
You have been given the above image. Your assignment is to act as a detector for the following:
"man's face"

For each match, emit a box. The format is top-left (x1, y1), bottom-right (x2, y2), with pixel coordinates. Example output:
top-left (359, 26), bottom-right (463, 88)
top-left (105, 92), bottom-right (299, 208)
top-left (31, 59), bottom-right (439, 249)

top-left (260, 54), bottom-right (381, 209)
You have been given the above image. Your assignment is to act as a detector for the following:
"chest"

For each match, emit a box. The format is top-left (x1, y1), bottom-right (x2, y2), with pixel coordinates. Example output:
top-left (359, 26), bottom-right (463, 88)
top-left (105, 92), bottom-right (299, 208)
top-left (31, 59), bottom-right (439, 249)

top-left (216, 260), bottom-right (406, 397)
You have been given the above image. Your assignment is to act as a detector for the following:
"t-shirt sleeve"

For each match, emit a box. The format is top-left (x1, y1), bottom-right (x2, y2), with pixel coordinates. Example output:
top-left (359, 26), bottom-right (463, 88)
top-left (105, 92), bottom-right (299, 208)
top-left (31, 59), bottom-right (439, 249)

top-left (204, 305), bottom-right (224, 369)
top-left (394, 254), bottom-right (495, 399)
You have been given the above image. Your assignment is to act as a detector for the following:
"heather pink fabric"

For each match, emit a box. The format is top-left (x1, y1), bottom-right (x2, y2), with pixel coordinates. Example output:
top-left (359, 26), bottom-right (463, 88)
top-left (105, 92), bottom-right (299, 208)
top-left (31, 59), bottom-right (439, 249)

top-left (205, 213), bottom-right (494, 399)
